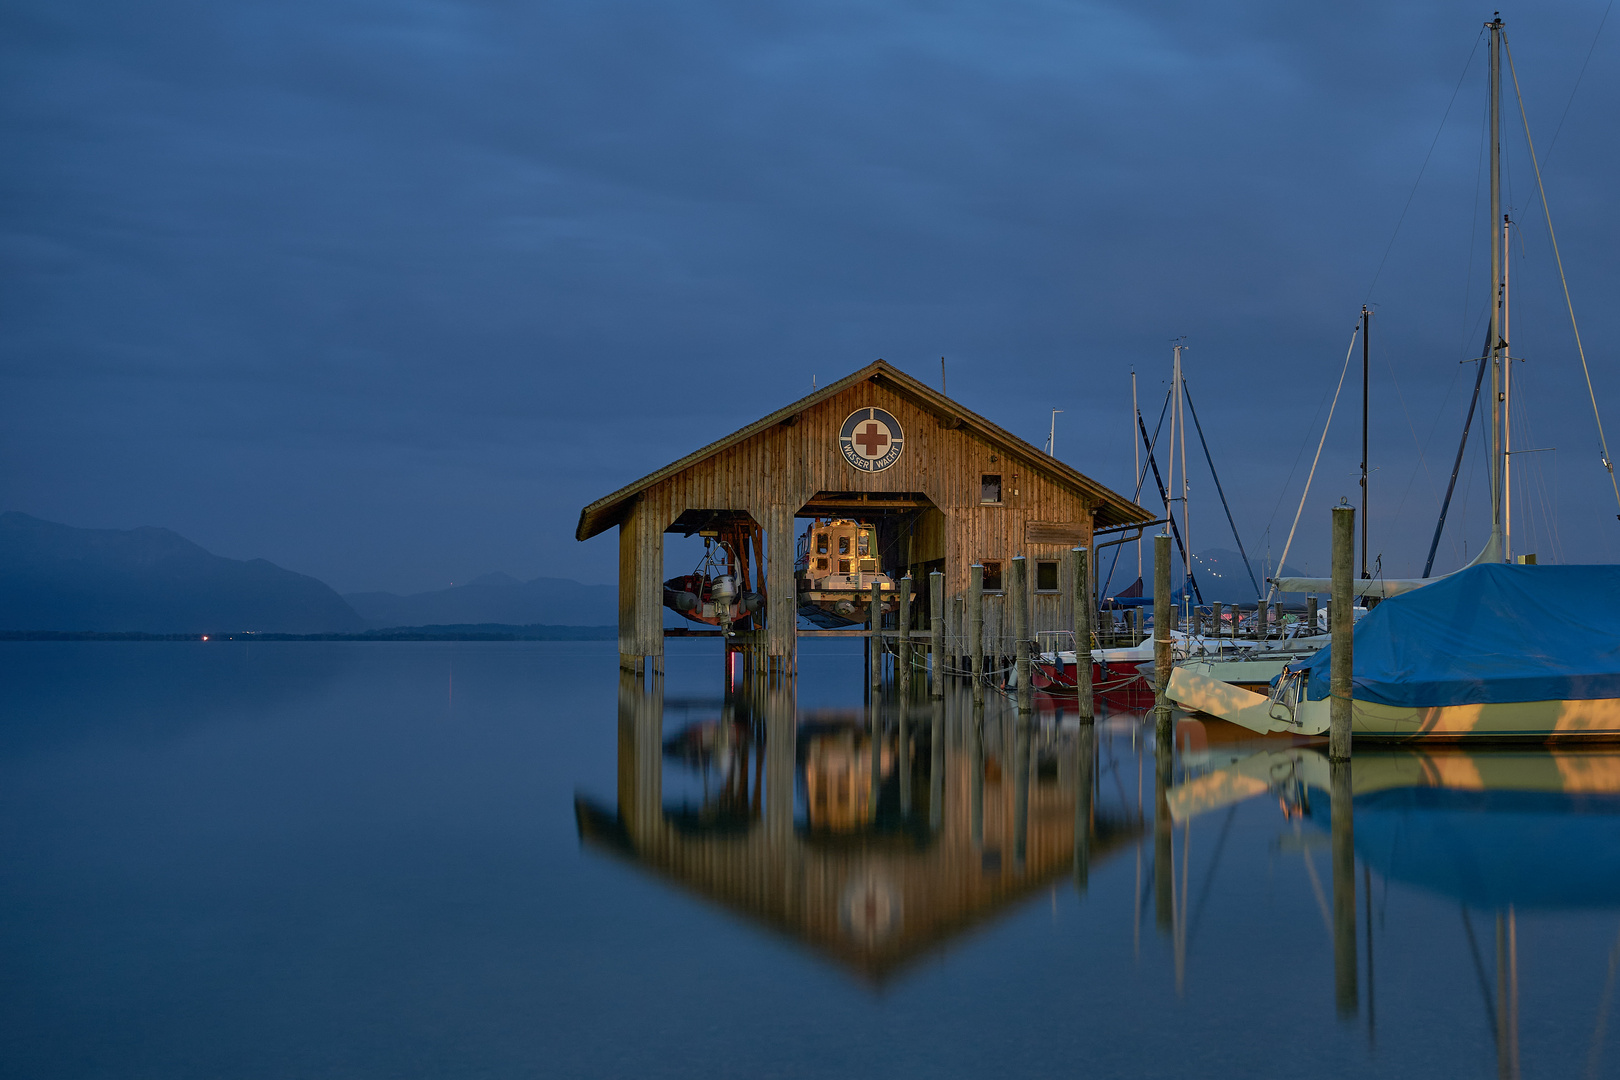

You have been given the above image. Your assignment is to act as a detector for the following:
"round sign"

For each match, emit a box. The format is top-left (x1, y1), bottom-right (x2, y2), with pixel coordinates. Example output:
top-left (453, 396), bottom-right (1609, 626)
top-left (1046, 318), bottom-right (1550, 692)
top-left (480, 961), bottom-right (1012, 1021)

top-left (838, 407), bottom-right (904, 472)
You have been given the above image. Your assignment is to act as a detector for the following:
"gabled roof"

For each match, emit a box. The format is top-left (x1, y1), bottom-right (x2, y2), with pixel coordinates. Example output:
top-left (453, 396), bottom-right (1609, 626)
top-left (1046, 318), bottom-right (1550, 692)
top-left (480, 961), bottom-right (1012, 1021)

top-left (576, 359), bottom-right (1151, 540)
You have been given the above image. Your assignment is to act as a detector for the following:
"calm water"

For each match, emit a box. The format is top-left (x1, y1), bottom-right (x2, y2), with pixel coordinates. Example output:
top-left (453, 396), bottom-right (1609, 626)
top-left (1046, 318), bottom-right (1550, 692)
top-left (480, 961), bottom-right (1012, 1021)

top-left (4, 641), bottom-right (1619, 1079)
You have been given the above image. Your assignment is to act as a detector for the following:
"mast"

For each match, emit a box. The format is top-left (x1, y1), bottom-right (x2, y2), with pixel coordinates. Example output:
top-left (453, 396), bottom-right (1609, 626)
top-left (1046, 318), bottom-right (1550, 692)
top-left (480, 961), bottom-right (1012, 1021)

top-left (1503, 214), bottom-right (1512, 559)
top-left (1360, 305), bottom-right (1370, 579)
top-left (1174, 342), bottom-right (1190, 608)
top-left (1487, 14), bottom-right (1506, 560)
top-left (1133, 368), bottom-right (1142, 584)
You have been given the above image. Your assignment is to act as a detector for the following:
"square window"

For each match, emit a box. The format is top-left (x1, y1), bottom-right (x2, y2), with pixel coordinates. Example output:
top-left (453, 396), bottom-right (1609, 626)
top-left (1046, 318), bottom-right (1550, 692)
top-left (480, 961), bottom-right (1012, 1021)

top-left (981, 474), bottom-right (1003, 503)
top-left (1036, 561), bottom-right (1059, 591)
top-left (982, 561), bottom-right (1003, 591)
top-left (839, 559), bottom-right (851, 574)
top-left (816, 533), bottom-right (828, 554)
top-left (839, 536), bottom-right (850, 555)
top-left (816, 557), bottom-right (828, 571)
top-left (859, 559), bottom-right (877, 573)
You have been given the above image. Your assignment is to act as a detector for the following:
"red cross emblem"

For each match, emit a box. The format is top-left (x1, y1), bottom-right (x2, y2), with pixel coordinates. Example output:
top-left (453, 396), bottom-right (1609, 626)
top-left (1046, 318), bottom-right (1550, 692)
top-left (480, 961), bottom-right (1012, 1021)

top-left (854, 423), bottom-right (888, 456)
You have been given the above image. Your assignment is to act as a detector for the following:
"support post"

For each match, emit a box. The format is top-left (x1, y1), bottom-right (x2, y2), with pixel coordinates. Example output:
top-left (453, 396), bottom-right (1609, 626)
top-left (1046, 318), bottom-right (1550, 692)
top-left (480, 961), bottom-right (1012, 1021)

top-left (1154, 534), bottom-right (1172, 738)
top-left (952, 596), bottom-right (966, 679)
top-left (1308, 594), bottom-right (1319, 636)
top-left (1212, 601), bottom-right (1223, 644)
top-left (1256, 595), bottom-right (1268, 642)
top-left (1073, 546), bottom-right (1093, 720)
top-left (898, 575), bottom-right (913, 697)
top-left (1331, 504), bottom-right (1356, 760)
top-left (1273, 601), bottom-right (1284, 640)
top-left (1011, 555), bottom-right (1032, 714)
top-left (870, 581), bottom-right (883, 692)
top-left (969, 564), bottom-right (985, 704)
top-left (930, 571), bottom-right (945, 698)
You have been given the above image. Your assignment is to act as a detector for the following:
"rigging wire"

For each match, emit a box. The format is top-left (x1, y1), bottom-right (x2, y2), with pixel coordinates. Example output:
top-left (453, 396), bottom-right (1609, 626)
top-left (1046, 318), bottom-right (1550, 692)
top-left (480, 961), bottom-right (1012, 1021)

top-left (1543, 0), bottom-right (1614, 170)
top-left (1265, 323), bottom-right (1360, 604)
top-left (1363, 28), bottom-right (1486, 304)
top-left (1503, 34), bottom-right (1620, 519)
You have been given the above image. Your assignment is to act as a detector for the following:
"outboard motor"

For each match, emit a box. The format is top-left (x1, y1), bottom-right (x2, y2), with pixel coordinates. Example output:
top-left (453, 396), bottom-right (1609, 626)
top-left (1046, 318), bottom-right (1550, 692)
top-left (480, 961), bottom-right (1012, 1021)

top-left (710, 575), bottom-right (737, 605)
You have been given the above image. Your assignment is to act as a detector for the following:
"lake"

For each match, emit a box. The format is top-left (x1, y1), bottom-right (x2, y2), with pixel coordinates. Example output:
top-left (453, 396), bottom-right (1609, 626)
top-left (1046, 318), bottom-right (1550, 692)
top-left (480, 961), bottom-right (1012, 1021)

top-left (3, 640), bottom-right (1618, 1078)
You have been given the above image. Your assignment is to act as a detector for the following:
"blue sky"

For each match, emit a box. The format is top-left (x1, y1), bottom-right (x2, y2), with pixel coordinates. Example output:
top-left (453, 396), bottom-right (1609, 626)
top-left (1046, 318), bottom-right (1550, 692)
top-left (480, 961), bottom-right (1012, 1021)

top-left (4, 0), bottom-right (1618, 591)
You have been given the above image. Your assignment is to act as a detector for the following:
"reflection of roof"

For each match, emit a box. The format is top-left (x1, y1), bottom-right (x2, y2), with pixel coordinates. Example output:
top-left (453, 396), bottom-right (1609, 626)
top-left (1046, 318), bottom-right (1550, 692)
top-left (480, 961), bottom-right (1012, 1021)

top-left (574, 758), bottom-right (1141, 984)
top-left (575, 359), bottom-right (1152, 541)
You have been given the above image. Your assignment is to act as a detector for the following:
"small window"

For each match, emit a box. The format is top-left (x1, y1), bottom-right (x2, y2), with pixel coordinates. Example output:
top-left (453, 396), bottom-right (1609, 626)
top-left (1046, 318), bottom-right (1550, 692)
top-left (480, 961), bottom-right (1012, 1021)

top-left (816, 533), bottom-right (828, 554)
top-left (816, 557), bottom-right (828, 571)
top-left (981, 474), bottom-right (1003, 503)
top-left (859, 558), bottom-right (878, 573)
top-left (857, 532), bottom-right (870, 556)
top-left (839, 536), bottom-right (850, 555)
top-left (982, 561), bottom-right (1003, 591)
top-left (839, 559), bottom-right (851, 575)
top-left (1036, 560), bottom-right (1059, 592)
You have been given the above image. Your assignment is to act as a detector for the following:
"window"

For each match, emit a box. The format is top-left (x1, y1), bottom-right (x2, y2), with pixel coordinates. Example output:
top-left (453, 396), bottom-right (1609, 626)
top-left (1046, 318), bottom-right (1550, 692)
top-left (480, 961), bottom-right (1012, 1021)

top-left (981, 561), bottom-right (1003, 591)
top-left (859, 558), bottom-right (878, 573)
top-left (839, 536), bottom-right (850, 555)
top-left (981, 474), bottom-right (1003, 503)
top-left (839, 559), bottom-right (851, 575)
top-left (816, 557), bottom-right (828, 571)
top-left (816, 533), bottom-right (828, 554)
top-left (1036, 561), bottom-right (1059, 592)
top-left (857, 532), bottom-right (870, 556)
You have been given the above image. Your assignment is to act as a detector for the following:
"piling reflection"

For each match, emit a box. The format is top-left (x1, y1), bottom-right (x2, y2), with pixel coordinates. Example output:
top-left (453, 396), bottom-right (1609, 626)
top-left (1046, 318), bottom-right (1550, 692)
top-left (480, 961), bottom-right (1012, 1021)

top-left (1171, 742), bottom-right (1620, 1075)
top-left (577, 679), bottom-right (1142, 981)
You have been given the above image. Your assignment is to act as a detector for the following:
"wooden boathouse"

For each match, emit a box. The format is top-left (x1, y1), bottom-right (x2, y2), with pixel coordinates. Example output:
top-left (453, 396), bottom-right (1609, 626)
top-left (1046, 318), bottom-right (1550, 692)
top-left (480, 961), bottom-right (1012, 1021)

top-left (575, 359), bottom-right (1152, 675)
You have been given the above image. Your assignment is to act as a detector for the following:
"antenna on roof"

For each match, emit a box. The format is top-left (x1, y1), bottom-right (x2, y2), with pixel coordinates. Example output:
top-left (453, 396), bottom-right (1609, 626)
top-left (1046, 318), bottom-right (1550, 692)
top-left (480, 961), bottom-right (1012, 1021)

top-left (941, 356), bottom-right (947, 395)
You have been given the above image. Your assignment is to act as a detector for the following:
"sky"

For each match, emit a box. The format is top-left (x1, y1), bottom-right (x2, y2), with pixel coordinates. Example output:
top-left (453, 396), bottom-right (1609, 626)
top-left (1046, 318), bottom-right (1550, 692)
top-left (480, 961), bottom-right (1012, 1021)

top-left (4, 0), bottom-right (1619, 594)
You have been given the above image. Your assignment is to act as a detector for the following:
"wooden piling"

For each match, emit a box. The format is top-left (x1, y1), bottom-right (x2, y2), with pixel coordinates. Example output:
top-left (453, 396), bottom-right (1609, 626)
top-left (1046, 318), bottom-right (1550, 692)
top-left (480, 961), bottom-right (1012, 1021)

top-left (1273, 601), bottom-right (1284, 640)
top-left (1212, 601), bottom-right (1223, 644)
top-left (1307, 594), bottom-right (1319, 636)
top-left (898, 575), bottom-right (913, 696)
top-left (1256, 595), bottom-right (1268, 642)
top-left (870, 581), bottom-right (883, 692)
top-left (1011, 555), bottom-right (1032, 714)
top-left (1331, 504), bottom-right (1355, 760)
top-left (1073, 546), bottom-right (1093, 720)
top-left (969, 564), bottom-right (985, 704)
top-left (951, 596), bottom-right (965, 679)
top-left (930, 571), bottom-right (945, 698)
top-left (1153, 535), bottom-right (1172, 735)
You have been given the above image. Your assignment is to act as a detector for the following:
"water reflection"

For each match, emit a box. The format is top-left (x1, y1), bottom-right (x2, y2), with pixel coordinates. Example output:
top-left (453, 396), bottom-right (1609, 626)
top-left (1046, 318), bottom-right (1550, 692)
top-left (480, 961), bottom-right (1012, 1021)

top-left (575, 673), bottom-right (1620, 1074)
top-left (575, 676), bottom-right (1144, 981)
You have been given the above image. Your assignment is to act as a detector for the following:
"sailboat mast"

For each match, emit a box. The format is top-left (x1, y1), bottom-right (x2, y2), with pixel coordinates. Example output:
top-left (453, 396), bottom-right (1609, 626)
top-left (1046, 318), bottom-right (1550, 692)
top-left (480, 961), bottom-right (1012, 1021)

top-left (1174, 343), bottom-right (1190, 606)
top-left (1488, 14), bottom-right (1505, 553)
top-left (1133, 368), bottom-right (1141, 583)
top-left (1361, 305), bottom-right (1370, 580)
top-left (1503, 214), bottom-right (1512, 560)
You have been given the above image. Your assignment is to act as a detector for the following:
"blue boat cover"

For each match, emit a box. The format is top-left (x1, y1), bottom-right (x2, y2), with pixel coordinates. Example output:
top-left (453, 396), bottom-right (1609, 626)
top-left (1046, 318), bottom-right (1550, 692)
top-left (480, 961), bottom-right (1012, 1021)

top-left (1304, 563), bottom-right (1620, 707)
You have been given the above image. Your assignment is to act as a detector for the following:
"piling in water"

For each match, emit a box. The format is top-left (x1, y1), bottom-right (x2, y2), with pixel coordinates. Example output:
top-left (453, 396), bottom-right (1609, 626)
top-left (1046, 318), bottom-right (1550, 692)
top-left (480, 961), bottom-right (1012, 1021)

top-left (1331, 504), bottom-right (1355, 760)
top-left (1011, 555), bottom-right (1032, 714)
top-left (969, 564), bottom-right (985, 704)
top-left (1154, 535), bottom-right (1172, 737)
top-left (1073, 546), bottom-right (1093, 720)
top-left (930, 571), bottom-right (945, 699)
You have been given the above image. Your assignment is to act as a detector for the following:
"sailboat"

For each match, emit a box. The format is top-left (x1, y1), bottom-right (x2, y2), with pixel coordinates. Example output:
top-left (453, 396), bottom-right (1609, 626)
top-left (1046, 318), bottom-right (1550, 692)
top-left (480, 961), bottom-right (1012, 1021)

top-left (1169, 16), bottom-right (1620, 741)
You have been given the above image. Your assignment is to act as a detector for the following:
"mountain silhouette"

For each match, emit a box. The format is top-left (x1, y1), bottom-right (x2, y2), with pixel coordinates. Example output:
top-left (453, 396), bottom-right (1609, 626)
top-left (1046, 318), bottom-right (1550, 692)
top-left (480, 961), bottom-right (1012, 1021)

top-left (0, 512), bottom-right (366, 633)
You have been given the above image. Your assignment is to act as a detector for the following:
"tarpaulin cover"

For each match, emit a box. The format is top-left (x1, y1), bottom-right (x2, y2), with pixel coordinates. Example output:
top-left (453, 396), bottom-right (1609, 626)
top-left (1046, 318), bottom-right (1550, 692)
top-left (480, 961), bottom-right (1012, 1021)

top-left (1304, 563), bottom-right (1620, 707)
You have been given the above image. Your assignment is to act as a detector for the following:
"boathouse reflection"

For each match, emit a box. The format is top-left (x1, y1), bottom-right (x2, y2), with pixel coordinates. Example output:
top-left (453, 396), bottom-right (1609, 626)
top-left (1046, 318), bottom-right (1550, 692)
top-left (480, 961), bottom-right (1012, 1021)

top-left (575, 676), bottom-right (1141, 981)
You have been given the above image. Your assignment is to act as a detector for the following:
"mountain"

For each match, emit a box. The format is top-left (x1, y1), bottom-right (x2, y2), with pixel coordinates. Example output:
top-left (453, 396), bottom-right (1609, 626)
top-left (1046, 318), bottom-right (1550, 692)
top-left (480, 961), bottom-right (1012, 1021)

top-left (344, 573), bottom-right (616, 628)
top-left (0, 512), bottom-right (366, 633)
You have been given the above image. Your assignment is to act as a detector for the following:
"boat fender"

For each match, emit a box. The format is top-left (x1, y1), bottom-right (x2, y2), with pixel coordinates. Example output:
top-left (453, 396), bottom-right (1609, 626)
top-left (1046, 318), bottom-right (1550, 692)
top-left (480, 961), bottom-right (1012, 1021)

top-left (665, 589), bottom-right (699, 613)
top-left (740, 591), bottom-right (764, 613)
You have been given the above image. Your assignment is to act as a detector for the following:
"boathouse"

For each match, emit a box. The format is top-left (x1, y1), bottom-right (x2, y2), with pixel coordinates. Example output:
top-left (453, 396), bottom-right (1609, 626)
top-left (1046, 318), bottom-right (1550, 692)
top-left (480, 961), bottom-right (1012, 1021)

top-left (575, 360), bottom-right (1152, 673)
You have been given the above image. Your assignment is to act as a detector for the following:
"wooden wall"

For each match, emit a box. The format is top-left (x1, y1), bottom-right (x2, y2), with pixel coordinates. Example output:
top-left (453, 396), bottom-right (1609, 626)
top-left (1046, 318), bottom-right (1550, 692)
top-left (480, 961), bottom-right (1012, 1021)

top-left (619, 375), bottom-right (1110, 664)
